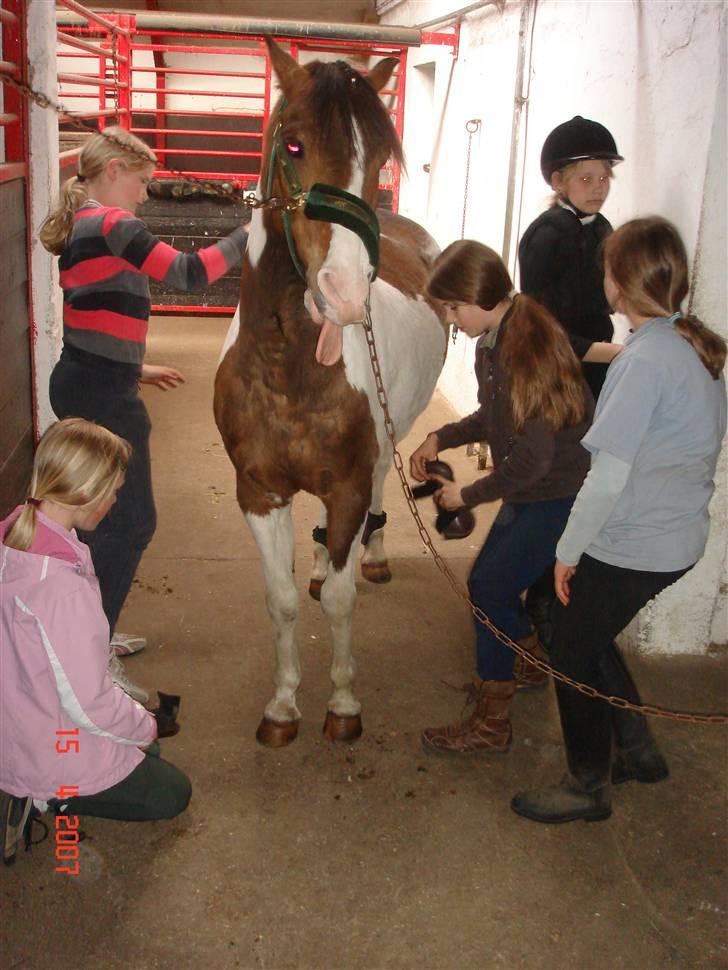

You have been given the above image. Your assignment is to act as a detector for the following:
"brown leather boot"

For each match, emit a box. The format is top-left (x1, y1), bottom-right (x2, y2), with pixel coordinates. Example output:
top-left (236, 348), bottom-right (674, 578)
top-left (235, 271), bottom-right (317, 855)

top-left (421, 679), bottom-right (515, 755)
top-left (514, 633), bottom-right (549, 690)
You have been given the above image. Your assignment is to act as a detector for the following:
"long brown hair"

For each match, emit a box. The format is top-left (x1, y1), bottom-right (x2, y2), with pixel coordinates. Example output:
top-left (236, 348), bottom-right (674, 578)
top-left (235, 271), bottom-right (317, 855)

top-left (427, 240), bottom-right (587, 431)
top-left (39, 126), bottom-right (157, 256)
top-left (604, 217), bottom-right (726, 379)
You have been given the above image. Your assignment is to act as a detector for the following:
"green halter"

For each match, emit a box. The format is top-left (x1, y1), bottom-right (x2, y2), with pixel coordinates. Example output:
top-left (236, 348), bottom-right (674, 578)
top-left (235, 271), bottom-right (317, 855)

top-left (265, 105), bottom-right (381, 283)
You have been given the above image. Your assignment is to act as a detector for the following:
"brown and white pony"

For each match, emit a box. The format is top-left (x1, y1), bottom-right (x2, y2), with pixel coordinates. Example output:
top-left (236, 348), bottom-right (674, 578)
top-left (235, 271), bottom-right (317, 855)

top-left (214, 39), bottom-right (447, 746)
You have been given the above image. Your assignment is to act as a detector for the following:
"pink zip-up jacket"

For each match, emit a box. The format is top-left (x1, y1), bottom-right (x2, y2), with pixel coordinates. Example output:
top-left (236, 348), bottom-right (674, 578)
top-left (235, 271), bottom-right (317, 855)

top-left (0, 507), bottom-right (156, 800)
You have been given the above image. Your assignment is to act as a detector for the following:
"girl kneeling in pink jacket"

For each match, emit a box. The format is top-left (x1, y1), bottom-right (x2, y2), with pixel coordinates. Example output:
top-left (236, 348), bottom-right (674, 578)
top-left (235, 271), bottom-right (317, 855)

top-left (1, 418), bottom-right (190, 860)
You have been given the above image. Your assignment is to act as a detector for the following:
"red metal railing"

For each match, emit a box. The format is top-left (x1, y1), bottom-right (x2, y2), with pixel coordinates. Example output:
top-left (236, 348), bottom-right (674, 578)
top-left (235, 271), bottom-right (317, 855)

top-left (56, 14), bottom-right (408, 197)
top-left (0, 0), bottom-right (26, 183)
top-left (52, 6), bottom-right (455, 312)
top-left (56, 1), bottom-right (131, 167)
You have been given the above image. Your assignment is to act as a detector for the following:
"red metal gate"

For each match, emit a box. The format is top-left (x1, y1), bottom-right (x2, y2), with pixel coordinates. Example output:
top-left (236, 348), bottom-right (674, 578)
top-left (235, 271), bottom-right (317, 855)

top-left (55, 6), bottom-right (457, 312)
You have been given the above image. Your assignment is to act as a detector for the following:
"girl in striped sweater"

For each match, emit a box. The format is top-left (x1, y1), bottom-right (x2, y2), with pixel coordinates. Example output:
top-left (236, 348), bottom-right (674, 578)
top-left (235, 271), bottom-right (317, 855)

top-left (40, 127), bottom-right (247, 703)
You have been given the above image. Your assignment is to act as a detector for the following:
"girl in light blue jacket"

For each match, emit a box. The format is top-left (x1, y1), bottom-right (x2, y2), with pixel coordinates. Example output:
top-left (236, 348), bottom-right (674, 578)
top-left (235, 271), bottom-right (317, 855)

top-left (512, 217), bottom-right (727, 825)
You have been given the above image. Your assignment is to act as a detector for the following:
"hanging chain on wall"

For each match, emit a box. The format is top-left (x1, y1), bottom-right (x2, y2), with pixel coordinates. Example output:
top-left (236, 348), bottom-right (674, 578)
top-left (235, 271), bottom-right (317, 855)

top-left (450, 119), bottom-right (482, 346)
top-left (461, 118), bottom-right (481, 239)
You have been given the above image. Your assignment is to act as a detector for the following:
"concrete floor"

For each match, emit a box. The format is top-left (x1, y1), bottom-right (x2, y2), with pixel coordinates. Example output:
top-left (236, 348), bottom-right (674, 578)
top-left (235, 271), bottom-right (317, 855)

top-left (2, 316), bottom-right (727, 970)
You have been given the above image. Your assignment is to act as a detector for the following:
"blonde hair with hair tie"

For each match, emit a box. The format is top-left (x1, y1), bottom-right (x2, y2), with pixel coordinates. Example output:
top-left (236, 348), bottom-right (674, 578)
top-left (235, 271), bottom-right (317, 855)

top-left (39, 126), bottom-right (157, 256)
top-left (3, 418), bottom-right (131, 552)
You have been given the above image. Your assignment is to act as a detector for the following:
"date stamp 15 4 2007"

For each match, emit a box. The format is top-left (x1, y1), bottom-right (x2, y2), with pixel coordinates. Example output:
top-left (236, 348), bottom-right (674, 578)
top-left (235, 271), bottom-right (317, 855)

top-left (54, 728), bottom-right (80, 875)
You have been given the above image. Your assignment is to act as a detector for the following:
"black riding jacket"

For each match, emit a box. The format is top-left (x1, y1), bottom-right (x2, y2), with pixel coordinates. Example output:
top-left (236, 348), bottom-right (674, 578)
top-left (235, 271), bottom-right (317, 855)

top-left (518, 206), bottom-right (613, 396)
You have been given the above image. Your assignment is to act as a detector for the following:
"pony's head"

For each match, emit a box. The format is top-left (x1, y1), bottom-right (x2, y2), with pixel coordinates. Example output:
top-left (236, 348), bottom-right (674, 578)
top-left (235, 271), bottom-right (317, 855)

top-left (262, 38), bottom-right (402, 361)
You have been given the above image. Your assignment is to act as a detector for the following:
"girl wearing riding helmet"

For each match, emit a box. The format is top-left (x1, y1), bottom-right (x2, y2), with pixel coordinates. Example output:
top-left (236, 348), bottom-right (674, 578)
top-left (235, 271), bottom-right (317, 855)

top-left (519, 115), bottom-right (624, 401)
top-left (518, 116), bottom-right (624, 654)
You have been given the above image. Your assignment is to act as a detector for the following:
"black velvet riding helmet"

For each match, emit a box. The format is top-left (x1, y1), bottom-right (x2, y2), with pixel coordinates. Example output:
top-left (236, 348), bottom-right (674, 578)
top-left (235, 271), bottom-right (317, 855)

top-left (540, 116), bottom-right (623, 183)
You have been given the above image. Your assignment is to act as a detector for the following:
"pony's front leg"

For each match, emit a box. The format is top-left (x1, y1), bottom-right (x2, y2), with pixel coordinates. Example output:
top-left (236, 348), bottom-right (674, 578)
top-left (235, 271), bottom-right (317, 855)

top-left (360, 450), bottom-right (392, 584)
top-left (320, 531), bottom-right (365, 742)
top-left (245, 505), bottom-right (301, 748)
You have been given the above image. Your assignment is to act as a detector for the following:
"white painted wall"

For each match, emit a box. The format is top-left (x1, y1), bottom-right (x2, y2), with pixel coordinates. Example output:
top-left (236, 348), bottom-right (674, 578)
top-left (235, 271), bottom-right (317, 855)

top-left (28, 0), bottom-right (62, 433)
top-left (383, 0), bottom-right (727, 654)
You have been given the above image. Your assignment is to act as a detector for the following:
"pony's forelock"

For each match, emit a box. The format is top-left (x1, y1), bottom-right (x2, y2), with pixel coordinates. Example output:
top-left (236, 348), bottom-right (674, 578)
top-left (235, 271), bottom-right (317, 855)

top-left (305, 60), bottom-right (403, 168)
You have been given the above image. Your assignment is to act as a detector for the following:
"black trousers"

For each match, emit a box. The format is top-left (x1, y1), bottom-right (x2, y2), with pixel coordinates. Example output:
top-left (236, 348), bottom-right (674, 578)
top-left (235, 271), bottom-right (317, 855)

top-left (54, 743), bottom-right (191, 822)
top-left (550, 554), bottom-right (690, 789)
top-left (49, 347), bottom-right (157, 634)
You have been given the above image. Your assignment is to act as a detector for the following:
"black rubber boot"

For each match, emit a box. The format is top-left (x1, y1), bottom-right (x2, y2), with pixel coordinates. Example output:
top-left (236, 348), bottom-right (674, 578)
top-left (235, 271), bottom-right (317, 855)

top-left (600, 646), bottom-right (669, 785)
top-left (511, 773), bottom-right (612, 823)
top-left (511, 682), bottom-right (612, 824)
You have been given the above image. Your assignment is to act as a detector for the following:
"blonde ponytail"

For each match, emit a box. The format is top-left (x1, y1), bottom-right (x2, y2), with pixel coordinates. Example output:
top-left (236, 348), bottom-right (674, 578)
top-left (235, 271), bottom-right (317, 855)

top-left (4, 504), bottom-right (39, 552)
top-left (39, 176), bottom-right (88, 256)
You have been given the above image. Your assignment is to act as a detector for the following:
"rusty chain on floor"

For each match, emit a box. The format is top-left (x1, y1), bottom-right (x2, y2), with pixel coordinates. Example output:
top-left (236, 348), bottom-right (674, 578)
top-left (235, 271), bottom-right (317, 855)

top-left (361, 303), bottom-right (727, 726)
top-left (4, 70), bottom-right (726, 724)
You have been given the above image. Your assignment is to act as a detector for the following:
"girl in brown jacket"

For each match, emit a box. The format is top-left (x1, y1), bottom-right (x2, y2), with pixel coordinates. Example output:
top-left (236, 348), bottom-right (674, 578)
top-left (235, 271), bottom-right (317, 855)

top-left (410, 240), bottom-right (593, 755)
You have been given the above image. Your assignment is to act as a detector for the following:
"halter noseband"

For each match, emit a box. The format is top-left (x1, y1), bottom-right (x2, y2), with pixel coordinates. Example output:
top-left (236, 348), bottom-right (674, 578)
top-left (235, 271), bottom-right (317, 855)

top-left (265, 100), bottom-right (381, 282)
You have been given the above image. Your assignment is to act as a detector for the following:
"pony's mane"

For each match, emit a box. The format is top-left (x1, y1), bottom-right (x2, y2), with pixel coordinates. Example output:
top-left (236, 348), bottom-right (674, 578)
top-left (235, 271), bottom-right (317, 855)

top-left (304, 60), bottom-right (404, 169)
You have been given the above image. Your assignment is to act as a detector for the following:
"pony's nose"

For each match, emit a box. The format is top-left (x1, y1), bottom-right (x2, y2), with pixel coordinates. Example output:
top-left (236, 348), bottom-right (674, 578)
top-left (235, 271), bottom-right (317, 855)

top-left (317, 268), bottom-right (369, 325)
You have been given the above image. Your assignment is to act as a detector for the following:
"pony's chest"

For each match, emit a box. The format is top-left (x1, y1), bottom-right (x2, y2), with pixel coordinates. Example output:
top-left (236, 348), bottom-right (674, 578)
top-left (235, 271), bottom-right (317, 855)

top-left (227, 328), bottom-right (375, 444)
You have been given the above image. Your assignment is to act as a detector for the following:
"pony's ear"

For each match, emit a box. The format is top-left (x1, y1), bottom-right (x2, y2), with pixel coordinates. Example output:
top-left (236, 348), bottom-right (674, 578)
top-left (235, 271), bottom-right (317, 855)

top-left (366, 57), bottom-right (398, 93)
top-left (265, 36), bottom-right (308, 96)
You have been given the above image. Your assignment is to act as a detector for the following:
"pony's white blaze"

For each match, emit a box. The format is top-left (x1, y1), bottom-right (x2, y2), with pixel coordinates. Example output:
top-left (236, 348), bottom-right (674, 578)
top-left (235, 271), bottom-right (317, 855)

top-left (315, 123), bottom-right (371, 326)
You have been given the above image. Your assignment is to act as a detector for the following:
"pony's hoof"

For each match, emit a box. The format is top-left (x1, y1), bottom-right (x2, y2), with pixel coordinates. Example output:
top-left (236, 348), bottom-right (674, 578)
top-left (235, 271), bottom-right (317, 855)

top-left (308, 578), bottom-right (323, 601)
top-left (361, 562), bottom-right (392, 584)
top-left (256, 717), bottom-right (299, 747)
top-left (323, 711), bottom-right (363, 742)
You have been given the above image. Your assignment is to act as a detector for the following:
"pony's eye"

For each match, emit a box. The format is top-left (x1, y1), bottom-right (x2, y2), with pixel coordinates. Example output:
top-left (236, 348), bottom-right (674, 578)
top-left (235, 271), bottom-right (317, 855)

top-left (286, 141), bottom-right (304, 159)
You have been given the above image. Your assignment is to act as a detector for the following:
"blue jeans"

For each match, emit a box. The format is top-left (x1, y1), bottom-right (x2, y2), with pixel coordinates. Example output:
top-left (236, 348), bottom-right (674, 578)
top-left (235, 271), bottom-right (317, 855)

top-left (468, 497), bottom-right (575, 681)
top-left (49, 347), bottom-right (157, 634)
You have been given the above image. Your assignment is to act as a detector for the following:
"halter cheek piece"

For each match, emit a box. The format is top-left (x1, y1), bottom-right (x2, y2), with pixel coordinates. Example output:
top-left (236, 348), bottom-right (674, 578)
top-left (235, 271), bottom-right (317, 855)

top-left (266, 97), bottom-right (381, 283)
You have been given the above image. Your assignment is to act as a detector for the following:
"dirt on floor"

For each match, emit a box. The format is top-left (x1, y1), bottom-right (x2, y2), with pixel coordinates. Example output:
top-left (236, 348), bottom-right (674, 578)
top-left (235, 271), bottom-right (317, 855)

top-left (2, 316), bottom-right (727, 970)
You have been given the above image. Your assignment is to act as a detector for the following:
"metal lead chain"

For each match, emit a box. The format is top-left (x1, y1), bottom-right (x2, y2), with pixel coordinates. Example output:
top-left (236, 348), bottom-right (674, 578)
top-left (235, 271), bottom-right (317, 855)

top-left (362, 300), bottom-right (727, 725)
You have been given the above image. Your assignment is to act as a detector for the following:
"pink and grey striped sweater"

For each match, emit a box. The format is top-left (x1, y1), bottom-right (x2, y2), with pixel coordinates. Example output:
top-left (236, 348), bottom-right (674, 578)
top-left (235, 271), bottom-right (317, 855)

top-left (58, 201), bottom-right (247, 368)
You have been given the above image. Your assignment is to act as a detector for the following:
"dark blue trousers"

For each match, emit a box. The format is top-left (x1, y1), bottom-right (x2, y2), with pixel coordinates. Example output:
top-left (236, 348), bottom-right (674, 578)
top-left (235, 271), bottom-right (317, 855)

top-left (49, 347), bottom-right (157, 634)
top-left (469, 497), bottom-right (575, 681)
